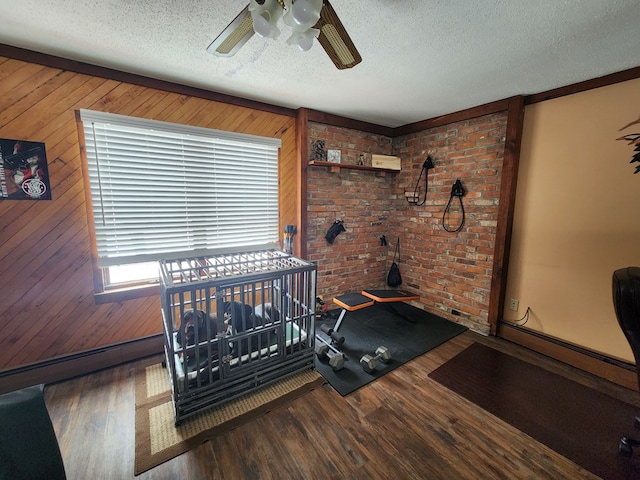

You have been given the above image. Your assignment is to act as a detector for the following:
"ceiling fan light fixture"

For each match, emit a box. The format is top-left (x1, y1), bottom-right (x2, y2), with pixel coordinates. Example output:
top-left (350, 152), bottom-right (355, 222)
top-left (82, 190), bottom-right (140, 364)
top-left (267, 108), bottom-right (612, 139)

top-left (283, 0), bottom-right (322, 31)
top-left (287, 27), bottom-right (320, 51)
top-left (249, 0), bottom-right (283, 38)
top-left (208, 0), bottom-right (361, 69)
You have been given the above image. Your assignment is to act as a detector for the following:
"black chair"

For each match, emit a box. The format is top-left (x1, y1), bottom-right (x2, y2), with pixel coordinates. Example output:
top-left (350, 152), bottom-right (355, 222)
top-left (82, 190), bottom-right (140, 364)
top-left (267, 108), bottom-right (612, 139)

top-left (612, 266), bottom-right (640, 455)
top-left (0, 384), bottom-right (66, 479)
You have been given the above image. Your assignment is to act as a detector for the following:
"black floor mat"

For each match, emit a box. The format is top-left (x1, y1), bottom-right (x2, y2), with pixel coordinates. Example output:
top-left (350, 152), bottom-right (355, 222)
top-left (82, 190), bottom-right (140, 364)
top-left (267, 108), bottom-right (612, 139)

top-left (315, 302), bottom-right (467, 396)
top-left (429, 342), bottom-right (640, 480)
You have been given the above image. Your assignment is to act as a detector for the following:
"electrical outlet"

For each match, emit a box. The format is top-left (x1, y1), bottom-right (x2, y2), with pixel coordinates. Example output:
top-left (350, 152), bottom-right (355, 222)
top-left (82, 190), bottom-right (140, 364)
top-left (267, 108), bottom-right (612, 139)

top-left (509, 298), bottom-right (519, 311)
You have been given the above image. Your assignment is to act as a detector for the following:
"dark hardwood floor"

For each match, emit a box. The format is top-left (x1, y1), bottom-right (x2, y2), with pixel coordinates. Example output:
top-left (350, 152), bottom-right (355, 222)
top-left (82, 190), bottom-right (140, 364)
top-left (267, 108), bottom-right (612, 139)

top-left (44, 331), bottom-right (640, 479)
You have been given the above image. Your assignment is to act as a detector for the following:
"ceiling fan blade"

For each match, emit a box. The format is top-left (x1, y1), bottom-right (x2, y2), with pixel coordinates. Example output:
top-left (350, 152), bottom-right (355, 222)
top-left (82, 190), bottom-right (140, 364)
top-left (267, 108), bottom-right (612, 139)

top-left (207, 6), bottom-right (255, 57)
top-left (315, 0), bottom-right (362, 69)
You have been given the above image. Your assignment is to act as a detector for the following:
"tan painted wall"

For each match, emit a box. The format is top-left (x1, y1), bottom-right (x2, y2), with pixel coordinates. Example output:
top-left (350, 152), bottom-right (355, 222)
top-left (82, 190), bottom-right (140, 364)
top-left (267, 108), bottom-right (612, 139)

top-left (506, 78), bottom-right (640, 362)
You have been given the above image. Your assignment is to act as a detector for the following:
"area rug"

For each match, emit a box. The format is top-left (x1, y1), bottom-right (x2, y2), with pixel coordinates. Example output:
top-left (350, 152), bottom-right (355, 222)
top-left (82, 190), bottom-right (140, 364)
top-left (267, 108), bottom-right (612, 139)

top-left (134, 363), bottom-right (325, 475)
top-left (429, 342), bottom-right (640, 480)
top-left (315, 302), bottom-right (467, 396)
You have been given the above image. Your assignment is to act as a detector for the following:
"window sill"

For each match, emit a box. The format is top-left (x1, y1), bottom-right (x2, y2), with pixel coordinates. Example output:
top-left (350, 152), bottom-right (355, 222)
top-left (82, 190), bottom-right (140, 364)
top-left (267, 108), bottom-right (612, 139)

top-left (94, 284), bottom-right (159, 304)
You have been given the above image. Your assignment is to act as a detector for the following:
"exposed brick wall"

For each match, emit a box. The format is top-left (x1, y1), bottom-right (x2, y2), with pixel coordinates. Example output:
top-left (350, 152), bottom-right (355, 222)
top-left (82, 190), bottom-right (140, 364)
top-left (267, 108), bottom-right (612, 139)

top-left (306, 123), bottom-right (394, 302)
top-left (392, 113), bottom-right (508, 334)
top-left (306, 113), bottom-right (507, 334)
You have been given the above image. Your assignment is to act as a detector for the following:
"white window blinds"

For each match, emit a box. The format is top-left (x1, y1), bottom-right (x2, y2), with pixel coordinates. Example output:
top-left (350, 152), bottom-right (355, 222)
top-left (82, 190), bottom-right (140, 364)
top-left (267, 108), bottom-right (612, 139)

top-left (79, 109), bottom-right (281, 268)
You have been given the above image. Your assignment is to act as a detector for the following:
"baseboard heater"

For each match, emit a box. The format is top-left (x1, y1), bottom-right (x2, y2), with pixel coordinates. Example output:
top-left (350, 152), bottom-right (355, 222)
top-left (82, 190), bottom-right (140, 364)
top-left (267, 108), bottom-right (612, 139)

top-left (0, 334), bottom-right (163, 394)
top-left (498, 320), bottom-right (637, 391)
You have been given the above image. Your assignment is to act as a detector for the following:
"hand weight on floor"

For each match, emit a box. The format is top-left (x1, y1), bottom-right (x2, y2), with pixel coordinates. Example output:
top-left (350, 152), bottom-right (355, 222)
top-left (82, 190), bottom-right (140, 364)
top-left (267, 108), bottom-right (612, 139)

top-left (320, 324), bottom-right (345, 346)
top-left (360, 346), bottom-right (391, 373)
top-left (315, 336), bottom-right (345, 371)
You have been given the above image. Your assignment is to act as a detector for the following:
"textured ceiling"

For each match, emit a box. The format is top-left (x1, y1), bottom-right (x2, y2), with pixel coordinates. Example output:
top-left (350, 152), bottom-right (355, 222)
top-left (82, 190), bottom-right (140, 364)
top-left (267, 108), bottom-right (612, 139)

top-left (1, 1), bottom-right (640, 127)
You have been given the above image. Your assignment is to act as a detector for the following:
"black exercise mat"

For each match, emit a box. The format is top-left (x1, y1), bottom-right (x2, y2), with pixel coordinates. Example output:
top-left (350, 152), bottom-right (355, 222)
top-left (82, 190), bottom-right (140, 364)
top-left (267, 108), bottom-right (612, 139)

top-left (429, 342), bottom-right (640, 480)
top-left (315, 302), bottom-right (467, 396)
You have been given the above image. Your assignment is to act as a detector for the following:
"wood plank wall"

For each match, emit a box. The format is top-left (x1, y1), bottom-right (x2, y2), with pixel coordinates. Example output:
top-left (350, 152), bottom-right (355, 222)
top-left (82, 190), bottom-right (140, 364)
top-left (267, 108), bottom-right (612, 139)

top-left (2, 48), bottom-right (638, 394)
top-left (0, 55), bottom-right (298, 374)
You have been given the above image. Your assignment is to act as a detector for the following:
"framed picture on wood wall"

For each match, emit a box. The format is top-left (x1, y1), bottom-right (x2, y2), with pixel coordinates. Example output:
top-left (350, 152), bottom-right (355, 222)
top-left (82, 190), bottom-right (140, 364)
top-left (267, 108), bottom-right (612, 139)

top-left (0, 138), bottom-right (51, 200)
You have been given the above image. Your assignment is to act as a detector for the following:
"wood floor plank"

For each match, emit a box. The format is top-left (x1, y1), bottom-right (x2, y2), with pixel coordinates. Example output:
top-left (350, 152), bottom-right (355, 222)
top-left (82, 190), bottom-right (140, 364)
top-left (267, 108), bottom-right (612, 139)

top-left (44, 332), bottom-right (628, 479)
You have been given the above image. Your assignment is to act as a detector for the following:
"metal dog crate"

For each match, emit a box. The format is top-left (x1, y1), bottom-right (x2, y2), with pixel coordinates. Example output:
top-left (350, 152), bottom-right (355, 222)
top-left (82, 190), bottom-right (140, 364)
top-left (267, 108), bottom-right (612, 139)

top-left (159, 249), bottom-right (317, 425)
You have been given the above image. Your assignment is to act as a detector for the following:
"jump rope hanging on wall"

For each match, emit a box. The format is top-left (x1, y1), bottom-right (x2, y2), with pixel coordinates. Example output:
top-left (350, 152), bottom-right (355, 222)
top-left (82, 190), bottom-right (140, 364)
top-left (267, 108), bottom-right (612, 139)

top-left (442, 179), bottom-right (466, 233)
top-left (405, 157), bottom-right (466, 232)
top-left (406, 156), bottom-right (435, 205)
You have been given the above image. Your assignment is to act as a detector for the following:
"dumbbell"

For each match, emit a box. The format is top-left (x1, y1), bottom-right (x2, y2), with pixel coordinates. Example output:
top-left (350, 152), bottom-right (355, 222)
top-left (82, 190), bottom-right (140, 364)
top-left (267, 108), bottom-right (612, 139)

top-left (320, 324), bottom-right (345, 346)
top-left (315, 335), bottom-right (345, 371)
top-left (360, 346), bottom-right (391, 373)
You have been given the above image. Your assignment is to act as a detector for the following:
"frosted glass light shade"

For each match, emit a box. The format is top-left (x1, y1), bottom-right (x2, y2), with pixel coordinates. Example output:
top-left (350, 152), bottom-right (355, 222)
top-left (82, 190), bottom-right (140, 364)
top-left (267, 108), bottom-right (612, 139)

top-left (283, 0), bottom-right (322, 31)
top-left (287, 27), bottom-right (320, 51)
top-left (249, 0), bottom-right (284, 38)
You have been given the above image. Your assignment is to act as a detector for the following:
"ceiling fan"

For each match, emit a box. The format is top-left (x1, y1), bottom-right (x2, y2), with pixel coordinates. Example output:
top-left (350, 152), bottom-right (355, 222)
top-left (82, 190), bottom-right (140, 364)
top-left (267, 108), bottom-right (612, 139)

top-left (207, 0), bottom-right (361, 70)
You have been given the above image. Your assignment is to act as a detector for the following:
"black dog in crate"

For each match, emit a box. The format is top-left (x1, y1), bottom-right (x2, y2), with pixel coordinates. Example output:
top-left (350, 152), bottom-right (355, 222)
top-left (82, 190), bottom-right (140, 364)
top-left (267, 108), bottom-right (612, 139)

top-left (175, 304), bottom-right (254, 355)
top-left (225, 301), bottom-right (282, 356)
top-left (223, 301), bottom-right (255, 333)
top-left (254, 303), bottom-right (280, 323)
top-left (176, 303), bottom-right (253, 343)
top-left (175, 309), bottom-right (219, 362)
top-left (175, 302), bottom-right (281, 365)
top-left (224, 301), bottom-right (258, 357)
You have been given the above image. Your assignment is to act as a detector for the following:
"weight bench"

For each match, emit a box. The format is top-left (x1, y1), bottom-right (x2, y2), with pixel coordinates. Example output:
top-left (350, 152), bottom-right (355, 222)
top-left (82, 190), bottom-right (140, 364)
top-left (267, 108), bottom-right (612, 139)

top-left (332, 289), bottom-right (420, 332)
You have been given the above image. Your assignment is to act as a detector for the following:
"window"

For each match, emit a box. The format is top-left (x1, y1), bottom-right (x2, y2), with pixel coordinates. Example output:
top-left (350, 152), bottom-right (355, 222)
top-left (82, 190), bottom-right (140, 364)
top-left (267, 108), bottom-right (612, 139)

top-left (78, 110), bottom-right (281, 294)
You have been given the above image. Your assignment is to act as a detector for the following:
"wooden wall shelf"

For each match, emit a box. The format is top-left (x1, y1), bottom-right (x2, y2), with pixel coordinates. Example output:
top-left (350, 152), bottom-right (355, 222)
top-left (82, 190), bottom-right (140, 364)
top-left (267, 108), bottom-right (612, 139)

top-left (308, 161), bottom-right (399, 173)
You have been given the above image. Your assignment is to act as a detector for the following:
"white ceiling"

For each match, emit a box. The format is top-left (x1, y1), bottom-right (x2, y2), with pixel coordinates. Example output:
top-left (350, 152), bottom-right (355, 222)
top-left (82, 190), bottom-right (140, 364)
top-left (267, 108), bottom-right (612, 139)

top-left (1, 1), bottom-right (640, 128)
